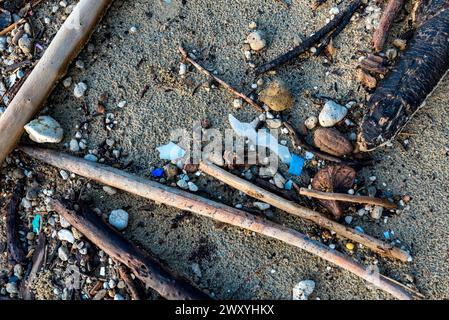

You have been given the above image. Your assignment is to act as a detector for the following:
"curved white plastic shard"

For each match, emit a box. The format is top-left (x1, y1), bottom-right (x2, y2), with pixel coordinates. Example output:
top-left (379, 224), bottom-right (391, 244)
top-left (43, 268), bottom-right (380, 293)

top-left (156, 142), bottom-right (186, 161)
top-left (228, 114), bottom-right (291, 164)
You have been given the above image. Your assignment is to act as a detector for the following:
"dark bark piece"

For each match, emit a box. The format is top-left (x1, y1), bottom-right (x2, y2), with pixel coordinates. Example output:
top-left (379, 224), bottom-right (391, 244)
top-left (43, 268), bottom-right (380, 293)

top-left (311, 165), bottom-right (356, 219)
top-left (359, 1), bottom-right (449, 151)
top-left (6, 181), bottom-right (27, 264)
top-left (21, 233), bottom-right (46, 300)
top-left (255, 0), bottom-right (362, 74)
top-left (51, 200), bottom-right (209, 300)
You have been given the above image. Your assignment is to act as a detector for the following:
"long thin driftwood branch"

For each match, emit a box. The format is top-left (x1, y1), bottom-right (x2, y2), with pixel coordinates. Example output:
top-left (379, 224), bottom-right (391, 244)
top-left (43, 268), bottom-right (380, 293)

top-left (20, 146), bottom-right (415, 300)
top-left (198, 160), bottom-right (409, 261)
top-left (299, 188), bottom-right (397, 209)
top-left (51, 200), bottom-right (208, 300)
top-left (255, 0), bottom-right (362, 74)
top-left (372, 0), bottom-right (404, 52)
top-left (0, 0), bottom-right (113, 165)
top-left (179, 46), bottom-right (264, 112)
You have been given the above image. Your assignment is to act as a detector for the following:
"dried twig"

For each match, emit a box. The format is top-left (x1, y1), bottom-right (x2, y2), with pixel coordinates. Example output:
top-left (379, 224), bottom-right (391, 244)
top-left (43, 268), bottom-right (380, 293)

top-left (373, 0), bottom-right (405, 52)
top-left (199, 160), bottom-right (410, 262)
top-left (255, 0), bottom-right (362, 74)
top-left (118, 266), bottom-right (142, 300)
top-left (51, 200), bottom-right (208, 300)
top-left (5, 181), bottom-right (27, 264)
top-left (179, 46), bottom-right (263, 112)
top-left (0, 18), bottom-right (25, 37)
top-left (21, 146), bottom-right (414, 300)
top-left (312, 0), bottom-right (328, 10)
top-left (21, 233), bottom-right (46, 300)
top-left (299, 188), bottom-right (397, 209)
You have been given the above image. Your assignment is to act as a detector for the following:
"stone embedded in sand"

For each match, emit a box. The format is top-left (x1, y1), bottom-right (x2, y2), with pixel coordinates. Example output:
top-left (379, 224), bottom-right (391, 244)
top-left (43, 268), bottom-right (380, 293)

top-left (259, 80), bottom-right (294, 112)
top-left (246, 30), bottom-right (266, 51)
top-left (304, 116), bottom-right (318, 130)
top-left (18, 34), bottom-right (33, 54)
top-left (318, 100), bottom-right (347, 127)
top-left (69, 139), bottom-right (80, 152)
top-left (24, 116), bottom-right (64, 143)
top-left (292, 280), bottom-right (315, 300)
top-left (74, 82), bottom-right (87, 98)
top-left (57, 229), bottom-right (75, 243)
top-left (109, 209), bottom-right (129, 231)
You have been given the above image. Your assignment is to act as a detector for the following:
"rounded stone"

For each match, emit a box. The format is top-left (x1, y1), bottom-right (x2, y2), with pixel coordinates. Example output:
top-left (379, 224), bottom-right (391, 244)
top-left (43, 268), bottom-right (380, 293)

top-left (259, 80), bottom-right (293, 112)
top-left (24, 116), bottom-right (64, 143)
top-left (109, 209), bottom-right (129, 231)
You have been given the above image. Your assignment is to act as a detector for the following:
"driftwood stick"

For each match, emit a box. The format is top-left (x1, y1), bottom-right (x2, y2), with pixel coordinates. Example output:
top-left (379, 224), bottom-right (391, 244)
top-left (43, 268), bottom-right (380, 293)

top-left (0, 0), bottom-right (113, 165)
top-left (20, 147), bottom-right (413, 300)
top-left (255, 0), bottom-right (362, 74)
top-left (6, 181), bottom-right (27, 265)
top-left (199, 160), bottom-right (410, 262)
top-left (299, 188), bottom-right (397, 209)
top-left (372, 0), bottom-right (404, 52)
top-left (179, 46), bottom-right (263, 112)
top-left (51, 200), bottom-right (208, 300)
top-left (0, 18), bottom-right (25, 37)
top-left (118, 266), bottom-right (143, 300)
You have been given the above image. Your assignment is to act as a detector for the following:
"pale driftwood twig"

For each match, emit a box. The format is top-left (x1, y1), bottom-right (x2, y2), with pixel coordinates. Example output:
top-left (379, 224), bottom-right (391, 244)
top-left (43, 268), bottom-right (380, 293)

top-left (199, 160), bottom-right (409, 261)
top-left (299, 188), bottom-right (397, 209)
top-left (20, 146), bottom-right (415, 299)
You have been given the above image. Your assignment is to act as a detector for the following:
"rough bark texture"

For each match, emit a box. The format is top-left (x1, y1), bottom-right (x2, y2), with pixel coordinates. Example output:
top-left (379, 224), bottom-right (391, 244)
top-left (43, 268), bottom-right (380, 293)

top-left (51, 200), bottom-right (209, 300)
top-left (359, 0), bottom-right (449, 151)
top-left (6, 181), bottom-right (26, 265)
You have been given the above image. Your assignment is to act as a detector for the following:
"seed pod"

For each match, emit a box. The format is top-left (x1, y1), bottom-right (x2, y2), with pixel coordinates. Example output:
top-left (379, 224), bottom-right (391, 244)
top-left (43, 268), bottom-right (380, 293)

top-left (313, 127), bottom-right (353, 157)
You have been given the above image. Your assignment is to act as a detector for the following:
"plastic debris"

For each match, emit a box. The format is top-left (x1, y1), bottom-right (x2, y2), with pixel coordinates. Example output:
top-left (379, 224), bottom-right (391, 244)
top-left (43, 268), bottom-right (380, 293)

top-left (229, 114), bottom-right (291, 164)
top-left (305, 151), bottom-right (314, 160)
top-left (284, 180), bottom-right (293, 190)
top-left (151, 168), bottom-right (164, 178)
top-left (156, 142), bottom-right (186, 161)
top-left (383, 231), bottom-right (391, 240)
top-left (355, 226), bottom-right (365, 233)
top-left (32, 215), bottom-right (41, 234)
top-left (288, 154), bottom-right (305, 176)
top-left (292, 280), bottom-right (315, 300)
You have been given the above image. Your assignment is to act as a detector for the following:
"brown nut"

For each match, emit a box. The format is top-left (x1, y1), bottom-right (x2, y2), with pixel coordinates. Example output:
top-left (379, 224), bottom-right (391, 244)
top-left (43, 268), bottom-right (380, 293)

top-left (313, 127), bottom-right (353, 157)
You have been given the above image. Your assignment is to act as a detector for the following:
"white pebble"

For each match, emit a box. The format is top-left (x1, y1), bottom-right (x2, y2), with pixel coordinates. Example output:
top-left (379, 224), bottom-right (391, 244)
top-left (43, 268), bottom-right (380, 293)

top-left (233, 98), bottom-right (243, 109)
top-left (370, 206), bottom-right (383, 220)
top-left (58, 246), bottom-right (69, 261)
top-left (74, 82), bottom-right (87, 98)
top-left (246, 31), bottom-right (266, 51)
top-left (60, 170), bottom-right (69, 180)
top-left (344, 216), bottom-right (353, 224)
top-left (24, 116), bottom-right (64, 143)
top-left (188, 181), bottom-right (198, 192)
top-left (57, 229), bottom-right (75, 243)
top-left (319, 100), bottom-right (348, 127)
top-left (69, 139), bottom-right (80, 152)
top-left (179, 63), bottom-right (187, 75)
top-left (254, 202), bottom-right (270, 211)
top-left (293, 280), bottom-right (315, 300)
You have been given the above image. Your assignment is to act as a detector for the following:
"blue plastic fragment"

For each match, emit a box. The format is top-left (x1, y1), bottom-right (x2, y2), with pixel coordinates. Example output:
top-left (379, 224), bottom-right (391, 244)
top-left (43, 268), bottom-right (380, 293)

top-left (288, 154), bottom-right (305, 176)
top-left (355, 226), bottom-right (365, 233)
top-left (284, 180), bottom-right (293, 190)
top-left (151, 168), bottom-right (165, 178)
top-left (32, 215), bottom-right (41, 234)
top-left (383, 231), bottom-right (390, 240)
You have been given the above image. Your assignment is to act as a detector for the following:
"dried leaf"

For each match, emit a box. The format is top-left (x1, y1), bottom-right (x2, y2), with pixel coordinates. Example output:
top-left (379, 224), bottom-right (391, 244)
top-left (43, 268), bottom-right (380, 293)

top-left (311, 165), bottom-right (356, 219)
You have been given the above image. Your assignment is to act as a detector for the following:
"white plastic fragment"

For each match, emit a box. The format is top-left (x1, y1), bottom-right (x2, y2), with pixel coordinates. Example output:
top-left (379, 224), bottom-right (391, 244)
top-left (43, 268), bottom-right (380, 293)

top-left (156, 142), bottom-right (186, 161)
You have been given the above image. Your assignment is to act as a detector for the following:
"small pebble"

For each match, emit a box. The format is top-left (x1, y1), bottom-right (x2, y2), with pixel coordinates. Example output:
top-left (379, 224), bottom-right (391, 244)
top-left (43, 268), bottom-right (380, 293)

top-left (232, 98), bottom-right (243, 109)
top-left (57, 229), bottom-right (75, 243)
top-left (292, 280), bottom-right (315, 300)
top-left (109, 209), bottom-right (129, 231)
top-left (246, 30), bottom-right (266, 51)
top-left (84, 154), bottom-right (98, 162)
top-left (319, 100), bottom-right (347, 127)
top-left (24, 116), bottom-right (64, 143)
top-left (304, 116), bottom-right (318, 130)
top-left (58, 246), bottom-right (69, 261)
top-left (346, 242), bottom-right (355, 251)
top-left (60, 170), bottom-right (69, 180)
top-left (74, 82), bottom-right (87, 98)
top-left (103, 186), bottom-right (117, 195)
top-left (370, 206), bottom-right (383, 220)
top-left (344, 216), bottom-right (353, 224)
top-left (188, 181), bottom-right (198, 192)
top-left (254, 202), bottom-right (270, 211)
top-left (69, 139), bottom-right (80, 152)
